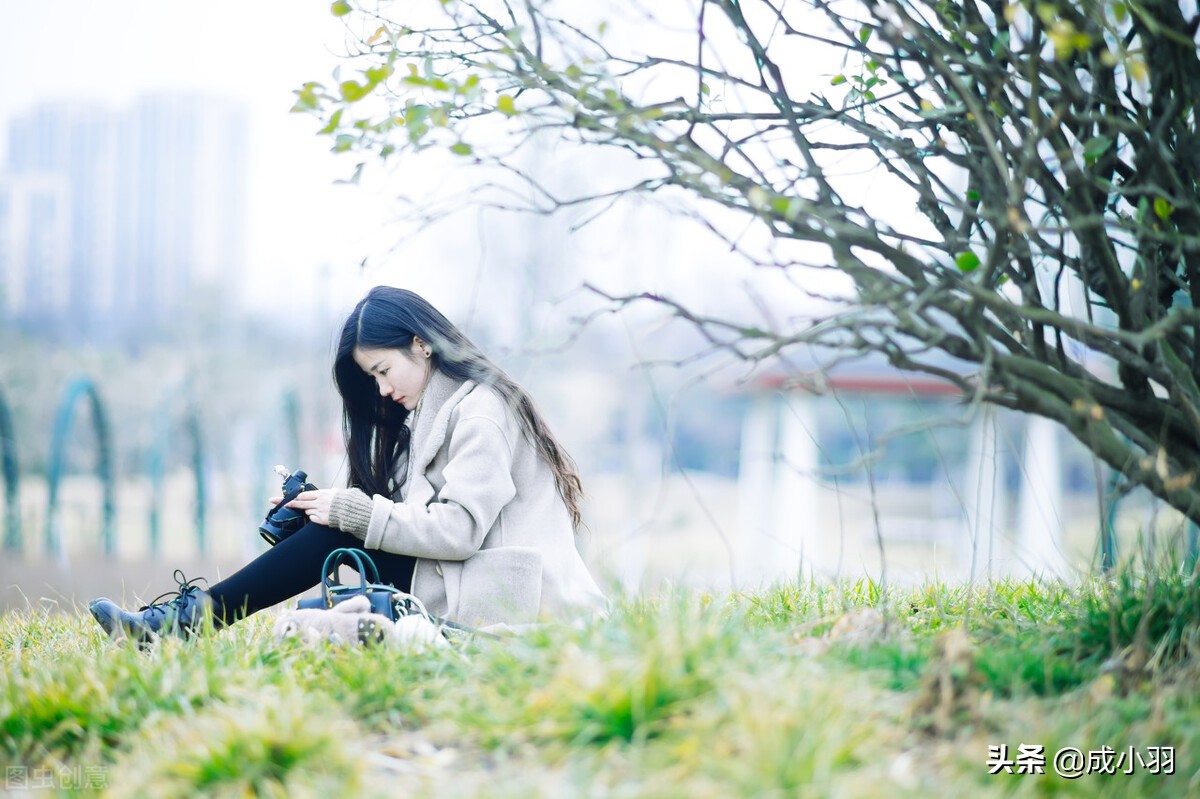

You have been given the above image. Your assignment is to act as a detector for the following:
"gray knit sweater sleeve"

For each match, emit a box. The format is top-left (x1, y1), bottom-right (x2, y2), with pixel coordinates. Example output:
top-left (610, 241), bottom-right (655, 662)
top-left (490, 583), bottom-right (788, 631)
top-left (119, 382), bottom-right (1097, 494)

top-left (328, 487), bottom-right (374, 538)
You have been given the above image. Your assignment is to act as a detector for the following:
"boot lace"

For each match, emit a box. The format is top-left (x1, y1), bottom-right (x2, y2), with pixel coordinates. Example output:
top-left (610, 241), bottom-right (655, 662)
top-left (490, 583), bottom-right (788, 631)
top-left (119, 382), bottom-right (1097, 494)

top-left (138, 570), bottom-right (209, 620)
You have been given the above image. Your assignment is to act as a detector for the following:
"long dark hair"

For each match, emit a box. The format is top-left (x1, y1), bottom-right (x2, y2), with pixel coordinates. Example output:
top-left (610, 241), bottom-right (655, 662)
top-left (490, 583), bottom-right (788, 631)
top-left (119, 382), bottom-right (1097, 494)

top-left (333, 286), bottom-right (584, 528)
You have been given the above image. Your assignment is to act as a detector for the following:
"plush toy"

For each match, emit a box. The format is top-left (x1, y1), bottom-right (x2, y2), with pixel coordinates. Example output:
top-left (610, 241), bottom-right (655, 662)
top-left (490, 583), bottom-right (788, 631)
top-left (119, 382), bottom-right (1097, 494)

top-left (273, 594), bottom-right (388, 647)
top-left (273, 594), bottom-right (447, 650)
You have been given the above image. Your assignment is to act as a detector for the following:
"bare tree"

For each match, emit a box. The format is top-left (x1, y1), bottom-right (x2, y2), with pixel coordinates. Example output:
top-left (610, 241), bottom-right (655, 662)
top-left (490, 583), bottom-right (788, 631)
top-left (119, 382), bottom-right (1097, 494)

top-left (300, 0), bottom-right (1200, 524)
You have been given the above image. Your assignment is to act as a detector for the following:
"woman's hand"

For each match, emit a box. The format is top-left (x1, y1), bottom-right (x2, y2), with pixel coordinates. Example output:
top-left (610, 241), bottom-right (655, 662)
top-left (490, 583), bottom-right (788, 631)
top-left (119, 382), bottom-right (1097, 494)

top-left (267, 488), bottom-right (339, 526)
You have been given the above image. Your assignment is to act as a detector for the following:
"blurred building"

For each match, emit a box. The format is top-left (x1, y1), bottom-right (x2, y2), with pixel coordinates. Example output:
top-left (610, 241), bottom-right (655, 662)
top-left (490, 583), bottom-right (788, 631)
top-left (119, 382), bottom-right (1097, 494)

top-left (731, 355), bottom-right (1113, 586)
top-left (1, 96), bottom-right (247, 340)
top-left (0, 171), bottom-right (72, 325)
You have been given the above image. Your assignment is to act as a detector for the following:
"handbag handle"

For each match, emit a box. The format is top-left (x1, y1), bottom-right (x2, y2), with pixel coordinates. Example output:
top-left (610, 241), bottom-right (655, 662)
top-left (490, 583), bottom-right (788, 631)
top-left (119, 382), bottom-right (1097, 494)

top-left (320, 548), bottom-right (383, 603)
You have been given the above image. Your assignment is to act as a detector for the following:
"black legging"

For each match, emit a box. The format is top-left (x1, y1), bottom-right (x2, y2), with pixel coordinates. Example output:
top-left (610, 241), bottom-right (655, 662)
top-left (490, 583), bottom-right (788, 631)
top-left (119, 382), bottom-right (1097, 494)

top-left (206, 522), bottom-right (416, 626)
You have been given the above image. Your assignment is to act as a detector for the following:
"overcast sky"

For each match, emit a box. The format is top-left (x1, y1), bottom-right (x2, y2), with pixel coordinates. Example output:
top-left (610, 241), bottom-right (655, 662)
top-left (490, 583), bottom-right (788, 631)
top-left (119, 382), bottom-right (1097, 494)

top-left (0, 1), bottom-right (392, 317)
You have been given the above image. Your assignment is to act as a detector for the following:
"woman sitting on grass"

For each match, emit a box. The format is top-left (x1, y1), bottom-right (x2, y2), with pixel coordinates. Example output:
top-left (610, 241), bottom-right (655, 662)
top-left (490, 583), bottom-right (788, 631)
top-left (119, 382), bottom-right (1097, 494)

top-left (89, 286), bottom-right (606, 641)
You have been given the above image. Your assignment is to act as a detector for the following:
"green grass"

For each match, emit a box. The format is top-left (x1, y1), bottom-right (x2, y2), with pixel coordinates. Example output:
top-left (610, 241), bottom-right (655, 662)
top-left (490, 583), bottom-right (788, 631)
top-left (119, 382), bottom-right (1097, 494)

top-left (2, 568), bottom-right (1197, 797)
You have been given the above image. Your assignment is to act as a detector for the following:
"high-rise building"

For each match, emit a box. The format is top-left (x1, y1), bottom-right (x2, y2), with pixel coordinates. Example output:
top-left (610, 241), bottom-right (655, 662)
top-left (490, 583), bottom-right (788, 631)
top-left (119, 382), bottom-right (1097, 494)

top-left (114, 95), bottom-right (248, 332)
top-left (2, 95), bottom-right (247, 339)
top-left (6, 104), bottom-right (117, 335)
top-left (0, 171), bottom-right (72, 326)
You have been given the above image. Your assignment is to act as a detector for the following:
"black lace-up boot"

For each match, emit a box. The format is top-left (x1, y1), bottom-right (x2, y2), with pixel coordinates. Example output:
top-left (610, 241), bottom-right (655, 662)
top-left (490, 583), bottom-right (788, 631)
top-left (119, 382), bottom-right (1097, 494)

top-left (89, 570), bottom-right (218, 645)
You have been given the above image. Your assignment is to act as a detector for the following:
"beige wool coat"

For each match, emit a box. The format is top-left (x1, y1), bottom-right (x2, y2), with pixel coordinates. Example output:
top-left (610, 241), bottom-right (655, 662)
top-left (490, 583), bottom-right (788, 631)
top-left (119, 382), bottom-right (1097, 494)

top-left (335, 368), bottom-right (606, 628)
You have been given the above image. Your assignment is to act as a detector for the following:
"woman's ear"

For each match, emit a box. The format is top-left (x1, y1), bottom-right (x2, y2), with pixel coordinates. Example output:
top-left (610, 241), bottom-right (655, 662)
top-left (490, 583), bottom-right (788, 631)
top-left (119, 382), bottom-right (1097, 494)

top-left (412, 337), bottom-right (432, 359)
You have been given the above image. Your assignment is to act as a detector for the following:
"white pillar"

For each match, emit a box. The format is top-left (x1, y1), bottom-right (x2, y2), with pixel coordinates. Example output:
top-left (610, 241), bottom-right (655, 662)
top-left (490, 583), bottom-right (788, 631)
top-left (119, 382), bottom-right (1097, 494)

top-left (772, 395), bottom-right (820, 583)
top-left (964, 406), bottom-right (1002, 583)
top-left (1016, 414), bottom-right (1068, 579)
top-left (737, 394), bottom-right (779, 587)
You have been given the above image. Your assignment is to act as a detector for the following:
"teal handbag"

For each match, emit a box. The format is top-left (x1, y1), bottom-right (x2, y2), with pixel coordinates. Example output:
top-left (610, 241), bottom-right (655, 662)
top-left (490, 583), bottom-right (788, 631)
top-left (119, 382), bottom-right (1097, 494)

top-left (296, 547), bottom-right (497, 640)
top-left (297, 548), bottom-right (423, 621)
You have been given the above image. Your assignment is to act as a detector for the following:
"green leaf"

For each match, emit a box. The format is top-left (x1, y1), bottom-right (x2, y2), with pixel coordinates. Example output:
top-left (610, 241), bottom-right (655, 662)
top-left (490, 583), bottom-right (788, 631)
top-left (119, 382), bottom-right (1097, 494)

top-left (497, 94), bottom-right (517, 116)
top-left (340, 80), bottom-right (368, 102)
top-left (449, 142), bottom-right (473, 156)
top-left (966, 189), bottom-right (981, 203)
top-left (317, 108), bottom-right (343, 135)
top-left (407, 124), bottom-right (429, 144)
top-left (771, 196), bottom-right (803, 221)
top-left (991, 31), bottom-right (1011, 56)
top-left (956, 252), bottom-right (981, 272)
top-left (859, 26), bottom-right (872, 44)
top-left (1135, 196), bottom-right (1150, 224)
top-left (402, 103), bottom-right (431, 142)
top-left (1154, 197), bottom-right (1174, 221)
top-left (290, 82), bottom-right (321, 113)
top-left (333, 134), bottom-right (355, 153)
top-left (331, 1), bottom-right (352, 17)
top-left (700, 82), bottom-right (710, 96)
top-left (830, 75), bottom-right (847, 86)
top-left (403, 103), bottom-right (429, 127)
top-left (365, 64), bottom-right (394, 88)
top-left (1082, 136), bottom-right (1113, 164)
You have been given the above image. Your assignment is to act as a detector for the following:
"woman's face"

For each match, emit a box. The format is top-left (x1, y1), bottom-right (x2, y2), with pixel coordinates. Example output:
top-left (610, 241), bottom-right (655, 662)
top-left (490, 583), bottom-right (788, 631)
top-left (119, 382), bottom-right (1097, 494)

top-left (353, 341), bottom-right (431, 411)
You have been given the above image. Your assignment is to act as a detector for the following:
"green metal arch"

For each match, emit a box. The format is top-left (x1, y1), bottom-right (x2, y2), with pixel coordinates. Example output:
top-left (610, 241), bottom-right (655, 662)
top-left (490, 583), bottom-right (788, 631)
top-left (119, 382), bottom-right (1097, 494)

top-left (46, 376), bottom-right (116, 556)
top-left (0, 385), bottom-right (19, 553)
top-left (147, 400), bottom-right (208, 556)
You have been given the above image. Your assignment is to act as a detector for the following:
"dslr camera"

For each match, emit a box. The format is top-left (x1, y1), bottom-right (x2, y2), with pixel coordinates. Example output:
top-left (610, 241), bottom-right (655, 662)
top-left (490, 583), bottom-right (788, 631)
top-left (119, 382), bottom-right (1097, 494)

top-left (259, 465), bottom-right (318, 546)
